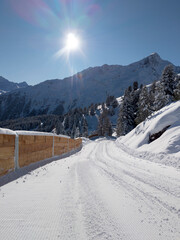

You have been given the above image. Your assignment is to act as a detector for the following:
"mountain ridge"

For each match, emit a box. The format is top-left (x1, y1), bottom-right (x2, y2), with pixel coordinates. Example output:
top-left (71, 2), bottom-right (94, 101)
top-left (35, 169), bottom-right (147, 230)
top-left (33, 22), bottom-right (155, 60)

top-left (0, 76), bottom-right (28, 94)
top-left (0, 53), bottom-right (179, 121)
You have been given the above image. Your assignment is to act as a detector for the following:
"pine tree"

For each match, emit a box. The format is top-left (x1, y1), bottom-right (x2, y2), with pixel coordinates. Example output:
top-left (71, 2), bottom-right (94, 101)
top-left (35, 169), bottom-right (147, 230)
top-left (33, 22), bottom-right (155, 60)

top-left (71, 123), bottom-right (76, 138)
top-left (112, 98), bottom-right (118, 108)
top-left (97, 114), bottom-right (104, 136)
top-left (135, 85), bottom-right (151, 125)
top-left (173, 74), bottom-right (180, 100)
top-left (90, 104), bottom-right (95, 116)
top-left (133, 81), bottom-right (138, 91)
top-left (131, 85), bottom-right (140, 116)
top-left (82, 118), bottom-right (88, 137)
top-left (109, 107), bottom-right (115, 116)
top-left (102, 102), bottom-right (105, 111)
top-left (106, 95), bottom-right (111, 107)
top-left (103, 115), bottom-right (112, 136)
top-left (153, 81), bottom-right (170, 111)
top-left (148, 81), bottom-right (156, 110)
top-left (83, 107), bottom-right (88, 115)
top-left (116, 88), bottom-right (135, 136)
top-left (161, 65), bottom-right (175, 96)
top-left (97, 109), bottom-right (112, 136)
top-left (64, 115), bottom-right (69, 129)
top-left (74, 127), bottom-right (80, 138)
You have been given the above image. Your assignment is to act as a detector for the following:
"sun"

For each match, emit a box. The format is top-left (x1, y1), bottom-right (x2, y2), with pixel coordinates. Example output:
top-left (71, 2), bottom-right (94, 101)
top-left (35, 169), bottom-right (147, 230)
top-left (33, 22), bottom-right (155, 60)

top-left (54, 31), bottom-right (83, 60)
top-left (65, 33), bottom-right (80, 51)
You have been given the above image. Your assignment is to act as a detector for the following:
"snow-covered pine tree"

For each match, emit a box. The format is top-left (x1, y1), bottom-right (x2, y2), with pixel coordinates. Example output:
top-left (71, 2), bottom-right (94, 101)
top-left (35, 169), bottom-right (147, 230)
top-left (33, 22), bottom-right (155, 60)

top-left (173, 74), bottom-right (180, 100)
top-left (116, 88), bottom-right (135, 136)
top-left (153, 81), bottom-right (170, 111)
top-left (148, 81), bottom-right (156, 110)
top-left (161, 65), bottom-right (175, 96)
top-left (131, 82), bottom-right (140, 117)
top-left (74, 127), bottom-right (80, 138)
top-left (135, 85), bottom-right (151, 125)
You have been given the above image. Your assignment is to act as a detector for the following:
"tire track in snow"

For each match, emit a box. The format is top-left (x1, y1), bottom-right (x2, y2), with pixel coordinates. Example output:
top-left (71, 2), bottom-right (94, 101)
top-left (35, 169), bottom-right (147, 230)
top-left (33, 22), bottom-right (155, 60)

top-left (0, 139), bottom-right (180, 240)
top-left (90, 140), bottom-right (180, 239)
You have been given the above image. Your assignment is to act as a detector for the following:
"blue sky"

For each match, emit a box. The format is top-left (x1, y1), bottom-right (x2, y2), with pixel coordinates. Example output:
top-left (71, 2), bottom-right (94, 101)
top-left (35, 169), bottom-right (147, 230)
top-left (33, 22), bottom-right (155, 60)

top-left (0, 0), bottom-right (180, 85)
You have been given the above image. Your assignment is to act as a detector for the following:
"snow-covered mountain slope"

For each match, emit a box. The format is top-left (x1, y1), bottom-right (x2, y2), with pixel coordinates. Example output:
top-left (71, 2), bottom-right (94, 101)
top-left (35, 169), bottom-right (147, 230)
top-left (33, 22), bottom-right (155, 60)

top-left (0, 53), bottom-right (180, 121)
top-left (117, 101), bottom-right (180, 167)
top-left (0, 76), bottom-right (28, 95)
top-left (0, 138), bottom-right (180, 239)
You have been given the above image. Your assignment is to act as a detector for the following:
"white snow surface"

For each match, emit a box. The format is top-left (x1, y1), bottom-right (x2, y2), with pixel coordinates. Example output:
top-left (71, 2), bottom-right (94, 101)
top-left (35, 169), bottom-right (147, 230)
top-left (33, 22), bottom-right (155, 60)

top-left (16, 131), bottom-right (70, 138)
top-left (0, 138), bottom-right (180, 240)
top-left (0, 128), bottom-right (16, 135)
top-left (118, 101), bottom-right (180, 163)
top-left (0, 128), bottom-right (70, 138)
top-left (0, 102), bottom-right (180, 239)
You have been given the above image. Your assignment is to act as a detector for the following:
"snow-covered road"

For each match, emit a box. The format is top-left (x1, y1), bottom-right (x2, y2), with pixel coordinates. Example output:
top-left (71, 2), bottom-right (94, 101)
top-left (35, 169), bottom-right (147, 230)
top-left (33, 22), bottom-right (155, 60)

top-left (0, 139), bottom-right (180, 240)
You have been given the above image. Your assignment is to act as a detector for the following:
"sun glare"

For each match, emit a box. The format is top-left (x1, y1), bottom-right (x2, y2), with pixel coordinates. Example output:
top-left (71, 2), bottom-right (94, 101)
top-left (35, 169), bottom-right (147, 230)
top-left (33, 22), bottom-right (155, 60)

top-left (54, 31), bottom-right (83, 60)
top-left (66, 33), bottom-right (80, 51)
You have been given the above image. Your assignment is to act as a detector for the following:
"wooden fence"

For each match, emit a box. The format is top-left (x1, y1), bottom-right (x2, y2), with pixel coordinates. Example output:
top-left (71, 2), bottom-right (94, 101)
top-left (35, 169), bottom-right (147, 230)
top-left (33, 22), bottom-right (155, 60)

top-left (0, 132), bottom-right (82, 177)
top-left (0, 134), bottom-right (16, 176)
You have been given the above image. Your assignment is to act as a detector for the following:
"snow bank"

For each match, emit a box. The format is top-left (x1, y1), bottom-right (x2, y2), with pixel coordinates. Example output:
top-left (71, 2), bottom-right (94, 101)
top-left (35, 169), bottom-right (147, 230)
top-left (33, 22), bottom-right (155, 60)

top-left (0, 128), bottom-right (16, 135)
top-left (16, 131), bottom-right (54, 137)
top-left (81, 137), bottom-right (92, 146)
top-left (16, 131), bottom-right (70, 138)
top-left (117, 101), bottom-right (180, 165)
top-left (0, 129), bottom-right (70, 138)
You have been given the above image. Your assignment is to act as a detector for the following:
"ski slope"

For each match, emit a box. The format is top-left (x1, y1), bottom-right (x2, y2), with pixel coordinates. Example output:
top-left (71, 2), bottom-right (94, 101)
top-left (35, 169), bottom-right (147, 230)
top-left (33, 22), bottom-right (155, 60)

top-left (0, 139), bottom-right (179, 240)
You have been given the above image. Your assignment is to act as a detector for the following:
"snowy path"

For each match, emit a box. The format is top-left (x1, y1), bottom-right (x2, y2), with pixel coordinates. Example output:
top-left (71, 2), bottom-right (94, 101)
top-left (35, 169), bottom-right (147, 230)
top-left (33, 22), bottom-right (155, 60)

top-left (0, 139), bottom-right (180, 240)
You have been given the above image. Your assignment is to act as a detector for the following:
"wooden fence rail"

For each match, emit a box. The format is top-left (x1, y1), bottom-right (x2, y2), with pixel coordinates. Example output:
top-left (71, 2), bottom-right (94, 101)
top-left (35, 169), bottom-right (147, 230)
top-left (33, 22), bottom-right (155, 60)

top-left (0, 131), bottom-right (82, 177)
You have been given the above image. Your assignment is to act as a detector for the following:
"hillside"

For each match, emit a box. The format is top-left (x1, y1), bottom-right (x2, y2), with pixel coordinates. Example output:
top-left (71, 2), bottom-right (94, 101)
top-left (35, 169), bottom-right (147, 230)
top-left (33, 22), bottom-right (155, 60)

top-left (117, 101), bottom-right (180, 167)
top-left (0, 53), bottom-right (179, 121)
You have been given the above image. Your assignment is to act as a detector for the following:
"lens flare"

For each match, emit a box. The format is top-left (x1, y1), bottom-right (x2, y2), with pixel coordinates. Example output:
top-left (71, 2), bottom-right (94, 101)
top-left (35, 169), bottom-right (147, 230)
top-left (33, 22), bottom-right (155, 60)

top-left (8, 0), bottom-right (103, 73)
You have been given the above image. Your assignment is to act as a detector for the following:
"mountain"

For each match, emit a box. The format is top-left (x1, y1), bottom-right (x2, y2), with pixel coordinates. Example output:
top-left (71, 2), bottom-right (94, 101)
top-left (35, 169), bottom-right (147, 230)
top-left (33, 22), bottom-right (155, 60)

top-left (0, 53), bottom-right (179, 121)
top-left (0, 76), bottom-right (28, 95)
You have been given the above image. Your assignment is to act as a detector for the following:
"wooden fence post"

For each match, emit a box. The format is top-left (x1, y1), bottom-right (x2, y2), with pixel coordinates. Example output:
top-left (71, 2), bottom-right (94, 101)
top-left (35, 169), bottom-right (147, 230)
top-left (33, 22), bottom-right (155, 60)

top-left (14, 135), bottom-right (19, 170)
top-left (68, 138), bottom-right (69, 152)
top-left (52, 135), bottom-right (54, 157)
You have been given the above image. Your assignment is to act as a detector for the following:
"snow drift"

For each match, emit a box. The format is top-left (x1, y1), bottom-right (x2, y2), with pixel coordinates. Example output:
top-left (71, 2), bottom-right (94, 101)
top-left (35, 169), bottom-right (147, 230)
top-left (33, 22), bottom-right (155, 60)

top-left (117, 101), bottom-right (180, 167)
